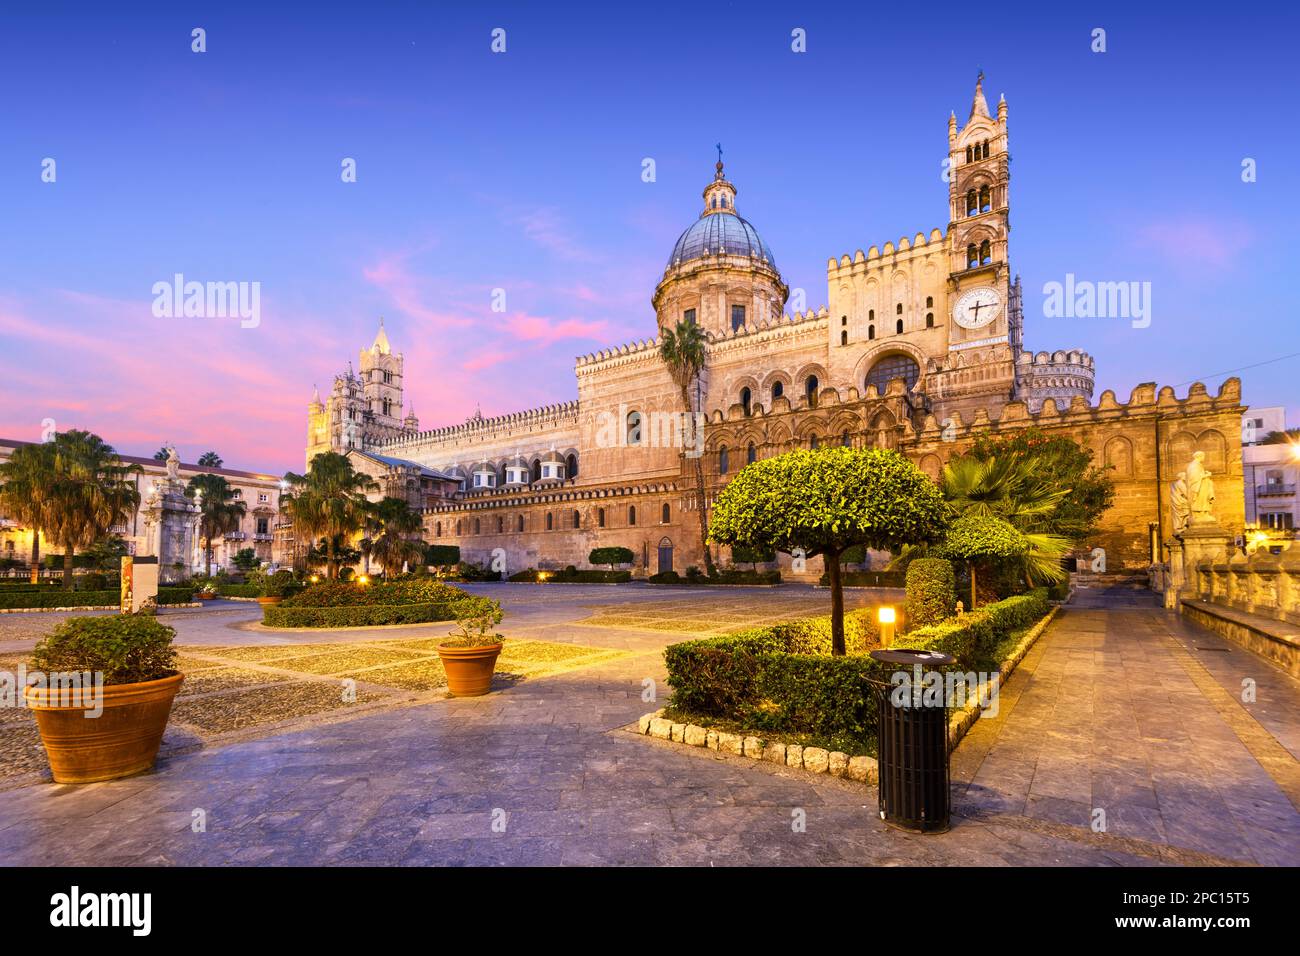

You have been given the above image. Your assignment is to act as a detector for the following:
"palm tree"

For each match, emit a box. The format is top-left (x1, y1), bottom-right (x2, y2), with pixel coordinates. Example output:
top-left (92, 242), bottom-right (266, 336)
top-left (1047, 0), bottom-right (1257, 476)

top-left (366, 496), bottom-right (425, 579)
top-left (280, 453), bottom-right (377, 580)
top-left (659, 318), bottom-right (716, 576)
top-left (185, 473), bottom-right (247, 577)
top-left (0, 441), bottom-right (57, 582)
top-left (197, 451), bottom-right (224, 468)
top-left (153, 447), bottom-right (170, 461)
top-left (940, 455), bottom-right (1072, 587)
top-left (44, 431), bottom-right (142, 590)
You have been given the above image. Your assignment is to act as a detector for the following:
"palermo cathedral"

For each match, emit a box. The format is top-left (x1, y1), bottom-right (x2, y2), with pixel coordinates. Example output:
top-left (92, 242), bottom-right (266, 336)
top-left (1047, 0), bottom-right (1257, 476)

top-left (303, 76), bottom-right (1245, 577)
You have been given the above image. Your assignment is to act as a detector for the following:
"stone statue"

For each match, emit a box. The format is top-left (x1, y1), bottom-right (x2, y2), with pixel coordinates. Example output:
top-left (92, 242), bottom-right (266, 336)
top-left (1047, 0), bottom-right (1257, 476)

top-left (1170, 471), bottom-right (1189, 533)
top-left (1186, 450), bottom-right (1217, 524)
top-left (165, 446), bottom-right (181, 483)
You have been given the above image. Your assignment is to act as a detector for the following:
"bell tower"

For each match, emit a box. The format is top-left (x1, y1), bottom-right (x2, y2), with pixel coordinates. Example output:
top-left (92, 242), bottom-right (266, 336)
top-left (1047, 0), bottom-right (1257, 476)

top-left (359, 318), bottom-right (405, 427)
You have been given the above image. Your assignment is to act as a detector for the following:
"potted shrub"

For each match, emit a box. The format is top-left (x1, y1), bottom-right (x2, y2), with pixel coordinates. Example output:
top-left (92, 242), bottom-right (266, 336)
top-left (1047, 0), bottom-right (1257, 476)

top-left (257, 570), bottom-right (292, 607)
top-left (24, 613), bottom-right (183, 784)
top-left (436, 596), bottom-right (504, 697)
top-left (197, 584), bottom-right (218, 601)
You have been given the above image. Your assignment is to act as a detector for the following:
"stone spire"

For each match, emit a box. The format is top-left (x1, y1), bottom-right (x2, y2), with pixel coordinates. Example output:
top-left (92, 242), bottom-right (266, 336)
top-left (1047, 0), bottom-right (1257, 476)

top-left (970, 70), bottom-right (990, 120)
top-left (371, 317), bottom-right (391, 355)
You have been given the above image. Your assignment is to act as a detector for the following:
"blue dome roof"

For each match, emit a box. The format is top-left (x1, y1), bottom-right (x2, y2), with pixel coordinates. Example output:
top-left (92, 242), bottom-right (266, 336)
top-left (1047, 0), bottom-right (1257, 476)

top-left (667, 212), bottom-right (776, 269)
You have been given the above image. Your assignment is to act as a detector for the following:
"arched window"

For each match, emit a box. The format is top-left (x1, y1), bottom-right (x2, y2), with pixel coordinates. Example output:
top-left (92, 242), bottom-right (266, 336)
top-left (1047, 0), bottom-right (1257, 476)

top-left (982, 141), bottom-right (990, 159)
top-left (731, 304), bottom-right (746, 331)
top-left (979, 185), bottom-right (991, 212)
top-left (746, 442), bottom-right (757, 465)
top-left (473, 518), bottom-right (481, 534)
top-left (896, 319), bottom-right (904, 334)
top-left (771, 381), bottom-right (783, 401)
top-left (626, 410), bottom-right (642, 446)
top-left (628, 505), bottom-right (637, 526)
top-left (572, 509), bottom-right (580, 528)
top-left (531, 458), bottom-right (541, 483)
top-left (896, 303), bottom-right (903, 314)
top-left (841, 315), bottom-right (847, 326)
top-left (810, 435), bottom-right (820, 450)
top-left (546, 512), bottom-right (553, 531)
top-left (840, 330), bottom-right (848, 346)
top-left (661, 503), bottom-right (671, 523)
top-left (805, 375), bottom-right (819, 408)
top-left (435, 521), bottom-right (441, 537)
top-left (965, 145), bottom-right (973, 163)
top-left (925, 296), bottom-right (933, 308)
top-left (597, 508), bottom-right (605, 528)
top-left (866, 354), bottom-right (921, 395)
top-left (926, 313), bottom-right (934, 328)
top-left (719, 445), bottom-right (729, 474)
top-left (740, 386), bottom-right (752, 416)
top-left (868, 324), bottom-right (875, 340)
top-left (566, 453), bottom-right (578, 479)
top-left (967, 244), bottom-right (978, 268)
top-left (517, 514), bottom-right (524, 532)
top-left (868, 309), bottom-right (875, 322)
top-left (841, 431), bottom-right (851, 447)
top-left (711, 196), bottom-right (717, 209)
top-left (966, 189), bottom-right (978, 215)
top-left (979, 240), bottom-right (991, 265)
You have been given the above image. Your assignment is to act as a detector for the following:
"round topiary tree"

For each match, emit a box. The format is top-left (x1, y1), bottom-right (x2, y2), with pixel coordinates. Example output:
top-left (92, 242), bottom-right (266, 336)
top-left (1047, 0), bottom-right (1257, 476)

top-left (589, 546), bottom-right (634, 571)
top-left (709, 447), bottom-right (950, 655)
top-left (937, 513), bottom-right (1028, 610)
top-left (904, 557), bottom-right (957, 630)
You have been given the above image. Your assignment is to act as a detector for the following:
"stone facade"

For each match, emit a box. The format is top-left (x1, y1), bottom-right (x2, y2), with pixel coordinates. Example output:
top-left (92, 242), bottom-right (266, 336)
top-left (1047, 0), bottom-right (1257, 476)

top-left (302, 75), bottom-right (1246, 577)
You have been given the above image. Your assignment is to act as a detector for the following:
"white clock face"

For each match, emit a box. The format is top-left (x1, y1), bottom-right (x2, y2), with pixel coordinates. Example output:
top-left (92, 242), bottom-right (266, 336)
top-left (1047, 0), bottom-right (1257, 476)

top-left (952, 287), bottom-right (1002, 330)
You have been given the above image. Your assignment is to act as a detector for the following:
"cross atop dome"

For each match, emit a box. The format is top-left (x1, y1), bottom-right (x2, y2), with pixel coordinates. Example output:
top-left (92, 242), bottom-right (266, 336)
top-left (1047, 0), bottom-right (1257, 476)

top-left (702, 148), bottom-right (737, 217)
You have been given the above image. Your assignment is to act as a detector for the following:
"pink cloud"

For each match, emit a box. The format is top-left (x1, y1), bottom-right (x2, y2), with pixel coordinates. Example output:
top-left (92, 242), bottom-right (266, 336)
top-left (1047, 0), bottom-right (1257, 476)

top-left (1131, 217), bottom-right (1253, 270)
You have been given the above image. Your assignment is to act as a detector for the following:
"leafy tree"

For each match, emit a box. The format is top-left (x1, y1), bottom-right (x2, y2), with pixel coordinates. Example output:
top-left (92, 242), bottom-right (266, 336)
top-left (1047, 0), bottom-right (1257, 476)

top-left (365, 496), bottom-right (425, 579)
top-left (425, 544), bottom-right (461, 567)
top-left (197, 451), bottom-right (224, 468)
top-left (710, 447), bottom-right (950, 655)
top-left (232, 547), bottom-right (258, 571)
top-left (730, 543), bottom-right (775, 569)
top-left (153, 447), bottom-right (170, 461)
top-left (44, 431), bottom-right (142, 589)
top-left (280, 452), bottom-right (378, 580)
top-left (589, 546), bottom-right (634, 570)
top-left (937, 514), bottom-right (1028, 610)
top-left (659, 318), bottom-right (716, 577)
top-left (965, 428), bottom-right (1114, 539)
top-left (904, 557), bottom-right (956, 629)
top-left (83, 535), bottom-right (128, 572)
top-left (0, 440), bottom-right (57, 581)
top-left (185, 473), bottom-right (247, 578)
top-left (1261, 428), bottom-right (1300, 445)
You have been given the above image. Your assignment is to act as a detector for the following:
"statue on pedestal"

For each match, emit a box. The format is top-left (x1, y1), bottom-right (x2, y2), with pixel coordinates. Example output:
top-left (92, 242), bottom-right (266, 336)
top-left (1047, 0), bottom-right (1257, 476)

top-left (1170, 471), bottom-right (1190, 534)
top-left (1186, 450), bottom-right (1217, 525)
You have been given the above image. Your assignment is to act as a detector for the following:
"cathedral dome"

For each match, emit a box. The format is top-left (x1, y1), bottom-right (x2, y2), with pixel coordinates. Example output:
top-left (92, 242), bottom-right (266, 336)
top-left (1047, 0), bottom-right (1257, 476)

top-left (668, 212), bottom-right (775, 269)
top-left (665, 155), bottom-right (776, 270)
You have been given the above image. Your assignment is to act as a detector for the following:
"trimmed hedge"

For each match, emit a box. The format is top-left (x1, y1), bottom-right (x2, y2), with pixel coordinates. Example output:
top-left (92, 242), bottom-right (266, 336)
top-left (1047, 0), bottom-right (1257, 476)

top-left (664, 591), bottom-right (1050, 751)
top-left (904, 558), bottom-right (956, 630)
top-left (0, 587), bottom-right (194, 609)
top-left (281, 579), bottom-right (466, 608)
top-left (649, 568), bottom-right (782, 586)
top-left (816, 569), bottom-right (906, 588)
top-left (263, 601), bottom-right (463, 628)
top-left (507, 567), bottom-right (632, 584)
top-left (589, 547), bottom-right (634, 568)
top-left (216, 584), bottom-right (261, 598)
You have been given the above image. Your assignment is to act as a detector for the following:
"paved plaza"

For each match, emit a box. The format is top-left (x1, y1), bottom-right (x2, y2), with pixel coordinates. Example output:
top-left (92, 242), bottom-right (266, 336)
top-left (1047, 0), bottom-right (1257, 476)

top-left (1, 584), bottom-right (1297, 866)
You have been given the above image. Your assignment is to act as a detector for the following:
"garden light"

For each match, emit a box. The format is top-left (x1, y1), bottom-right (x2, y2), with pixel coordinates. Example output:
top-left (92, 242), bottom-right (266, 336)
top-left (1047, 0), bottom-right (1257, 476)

top-left (357, 574), bottom-right (370, 585)
top-left (878, 606), bottom-right (896, 648)
top-left (309, 574), bottom-right (319, 583)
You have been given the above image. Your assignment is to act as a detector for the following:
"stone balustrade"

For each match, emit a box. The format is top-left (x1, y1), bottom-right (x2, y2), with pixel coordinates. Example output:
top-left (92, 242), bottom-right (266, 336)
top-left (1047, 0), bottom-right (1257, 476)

top-left (1193, 546), bottom-right (1300, 626)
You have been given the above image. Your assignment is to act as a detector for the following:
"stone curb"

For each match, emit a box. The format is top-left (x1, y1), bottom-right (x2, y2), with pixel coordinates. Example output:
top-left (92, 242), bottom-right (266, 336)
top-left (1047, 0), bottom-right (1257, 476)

top-left (0, 602), bottom-right (202, 614)
top-left (636, 710), bottom-right (878, 785)
top-left (945, 606), bottom-right (1060, 752)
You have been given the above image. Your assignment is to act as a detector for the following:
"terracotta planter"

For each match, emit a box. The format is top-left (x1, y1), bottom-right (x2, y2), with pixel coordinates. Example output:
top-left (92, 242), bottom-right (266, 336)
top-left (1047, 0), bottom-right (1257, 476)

top-left (24, 672), bottom-right (184, 784)
top-left (436, 643), bottom-right (503, 697)
top-left (256, 595), bottom-right (283, 606)
top-left (197, 593), bottom-right (215, 601)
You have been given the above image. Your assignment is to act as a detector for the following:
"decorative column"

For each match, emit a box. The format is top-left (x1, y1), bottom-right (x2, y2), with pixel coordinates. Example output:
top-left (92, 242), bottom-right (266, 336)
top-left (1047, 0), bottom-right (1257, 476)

top-left (139, 448), bottom-right (201, 584)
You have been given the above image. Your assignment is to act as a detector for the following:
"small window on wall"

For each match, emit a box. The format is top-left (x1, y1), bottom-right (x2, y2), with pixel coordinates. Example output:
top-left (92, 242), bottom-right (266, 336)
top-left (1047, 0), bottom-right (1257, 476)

top-left (546, 513), bottom-right (553, 531)
top-left (841, 431), bottom-right (851, 447)
top-left (771, 381), bottom-right (783, 401)
top-left (719, 445), bottom-right (729, 474)
top-left (868, 325), bottom-right (875, 340)
top-left (926, 313), bottom-right (934, 328)
top-left (896, 303), bottom-right (903, 314)
top-left (683, 308), bottom-right (696, 326)
top-left (661, 503), bottom-right (671, 523)
top-left (435, 522), bottom-right (442, 537)
top-left (517, 515), bottom-right (525, 532)
top-left (805, 376), bottom-right (819, 408)
top-left (628, 505), bottom-right (637, 526)
top-left (925, 296), bottom-right (933, 308)
top-left (810, 435), bottom-right (820, 450)
top-left (497, 517), bottom-right (504, 533)
top-left (597, 508), bottom-right (606, 528)
top-left (896, 319), bottom-right (904, 334)
top-left (626, 410), bottom-right (642, 446)
top-left (572, 510), bottom-right (580, 528)
top-left (731, 304), bottom-right (746, 332)
top-left (474, 518), bottom-right (481, 534)
top-left (841, 331), bottom-right (848, 346)
top-left (746, 443), bottom-right (757, 464)
top-left (740, 387), bottom-right (752, 416)
top-left (980, 240), bottom-right (991, 265)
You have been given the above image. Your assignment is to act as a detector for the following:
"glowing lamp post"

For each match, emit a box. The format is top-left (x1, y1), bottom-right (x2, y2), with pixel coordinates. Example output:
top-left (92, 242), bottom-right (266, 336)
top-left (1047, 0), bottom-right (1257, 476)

top-left (878, 606), bottom-right (896, 648)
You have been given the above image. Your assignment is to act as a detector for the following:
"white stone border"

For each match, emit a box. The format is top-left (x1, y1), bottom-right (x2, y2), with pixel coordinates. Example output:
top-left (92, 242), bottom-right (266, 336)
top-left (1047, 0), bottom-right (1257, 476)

top-left (0, 601), bottom-right (202, 614)
top-left (635, 711), bottom-right (879, 784)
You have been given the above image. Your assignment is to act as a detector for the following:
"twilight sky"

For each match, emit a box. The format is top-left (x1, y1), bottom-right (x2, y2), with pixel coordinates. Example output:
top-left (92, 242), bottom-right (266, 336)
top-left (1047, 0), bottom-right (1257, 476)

top-left (1, 1), bottom-right (1296, 474)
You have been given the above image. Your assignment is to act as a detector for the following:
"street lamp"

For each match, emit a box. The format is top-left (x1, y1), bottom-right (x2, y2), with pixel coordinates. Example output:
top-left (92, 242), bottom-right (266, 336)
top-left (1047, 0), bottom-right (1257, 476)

top-left (878, 606), bottom-right (897, 648)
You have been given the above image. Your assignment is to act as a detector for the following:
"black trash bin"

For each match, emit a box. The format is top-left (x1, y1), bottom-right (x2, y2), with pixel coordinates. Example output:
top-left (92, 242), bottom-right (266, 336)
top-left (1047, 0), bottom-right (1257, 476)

top-left (867, 648), bottom-right (954, 833)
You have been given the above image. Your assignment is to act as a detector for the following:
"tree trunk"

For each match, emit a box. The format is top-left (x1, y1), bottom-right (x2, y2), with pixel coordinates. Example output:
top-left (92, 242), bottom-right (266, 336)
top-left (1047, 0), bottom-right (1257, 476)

top-left (827, 549), bottom-right (845, 656)
top-left (969, 561), bottom-right (977, 610)
top-left (327, 536), bottom-right (337, 580)
top-left (204, 537), bottom-right (213, 578)
top-left (62, 549), bottom-right (75, 590)
top-left (682, 385), bottom-right (716, 577)
top-left (30, 530), bottom-right (40, 584)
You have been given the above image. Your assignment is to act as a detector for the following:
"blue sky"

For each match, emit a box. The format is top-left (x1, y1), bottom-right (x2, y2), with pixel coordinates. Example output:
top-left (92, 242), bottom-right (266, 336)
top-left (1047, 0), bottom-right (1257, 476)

top-left (1, 0), bottom-right (1296, 471)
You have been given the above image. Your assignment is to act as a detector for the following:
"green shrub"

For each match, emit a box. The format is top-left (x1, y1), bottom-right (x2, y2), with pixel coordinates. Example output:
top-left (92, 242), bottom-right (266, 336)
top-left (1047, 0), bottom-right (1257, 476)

top-left (425, 544), bottom-right (461, 566)
top-left (648, 568), bottom-right (782, 586)
top-left (507, 568), bottom-right (631, 584)
top-left (282, 579), bottom-right (466, 608)
top-left (449, 561), bottom-right (500, 582)
top-left (893, 588), bottom-right (1049, 667)
top-left (157, 587), bottom-right (196, 605)
top-left (647, 570), bottom-right (681, 584)
top-left (30, 614), bottom-right (177, 685)
top-left (815, 569), bottom-right (906, 588)
top-left (263, 601), bottom-right (463, 628)
top-left (730, 543), bottom-right (776, 565)
top-left (589, 547), bottom-right (634, 569)
top-left (904, 558), bottom-right (956, 630)
top-left (441, 595), bottom-right (504, 648)
top-left (216, 584), bottom-right (260, 598)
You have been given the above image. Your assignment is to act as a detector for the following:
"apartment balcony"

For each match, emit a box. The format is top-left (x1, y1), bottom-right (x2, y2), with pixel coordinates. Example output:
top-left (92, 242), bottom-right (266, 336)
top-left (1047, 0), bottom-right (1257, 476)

top-left (225, 531), bottom-right (248, 540)
top-left (1257, 483), bottom-right (1297, 497)
top-left (253, 533), bottom-right (273, 542)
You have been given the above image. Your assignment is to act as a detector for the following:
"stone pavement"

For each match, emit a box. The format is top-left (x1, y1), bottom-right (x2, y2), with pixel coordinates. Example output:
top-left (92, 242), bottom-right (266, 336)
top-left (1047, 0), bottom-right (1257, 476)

top-left (1, 585), bottom-right (1297, 866)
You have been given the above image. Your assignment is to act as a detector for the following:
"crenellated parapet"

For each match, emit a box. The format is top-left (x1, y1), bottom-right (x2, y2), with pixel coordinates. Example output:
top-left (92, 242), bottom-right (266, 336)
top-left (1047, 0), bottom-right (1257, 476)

top-left (827, 228), bottom-right (948, 277)
top-left (1014, 348), bottom-right (1096, 411)
top-left (377, 400), bottom-right (580, 449)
